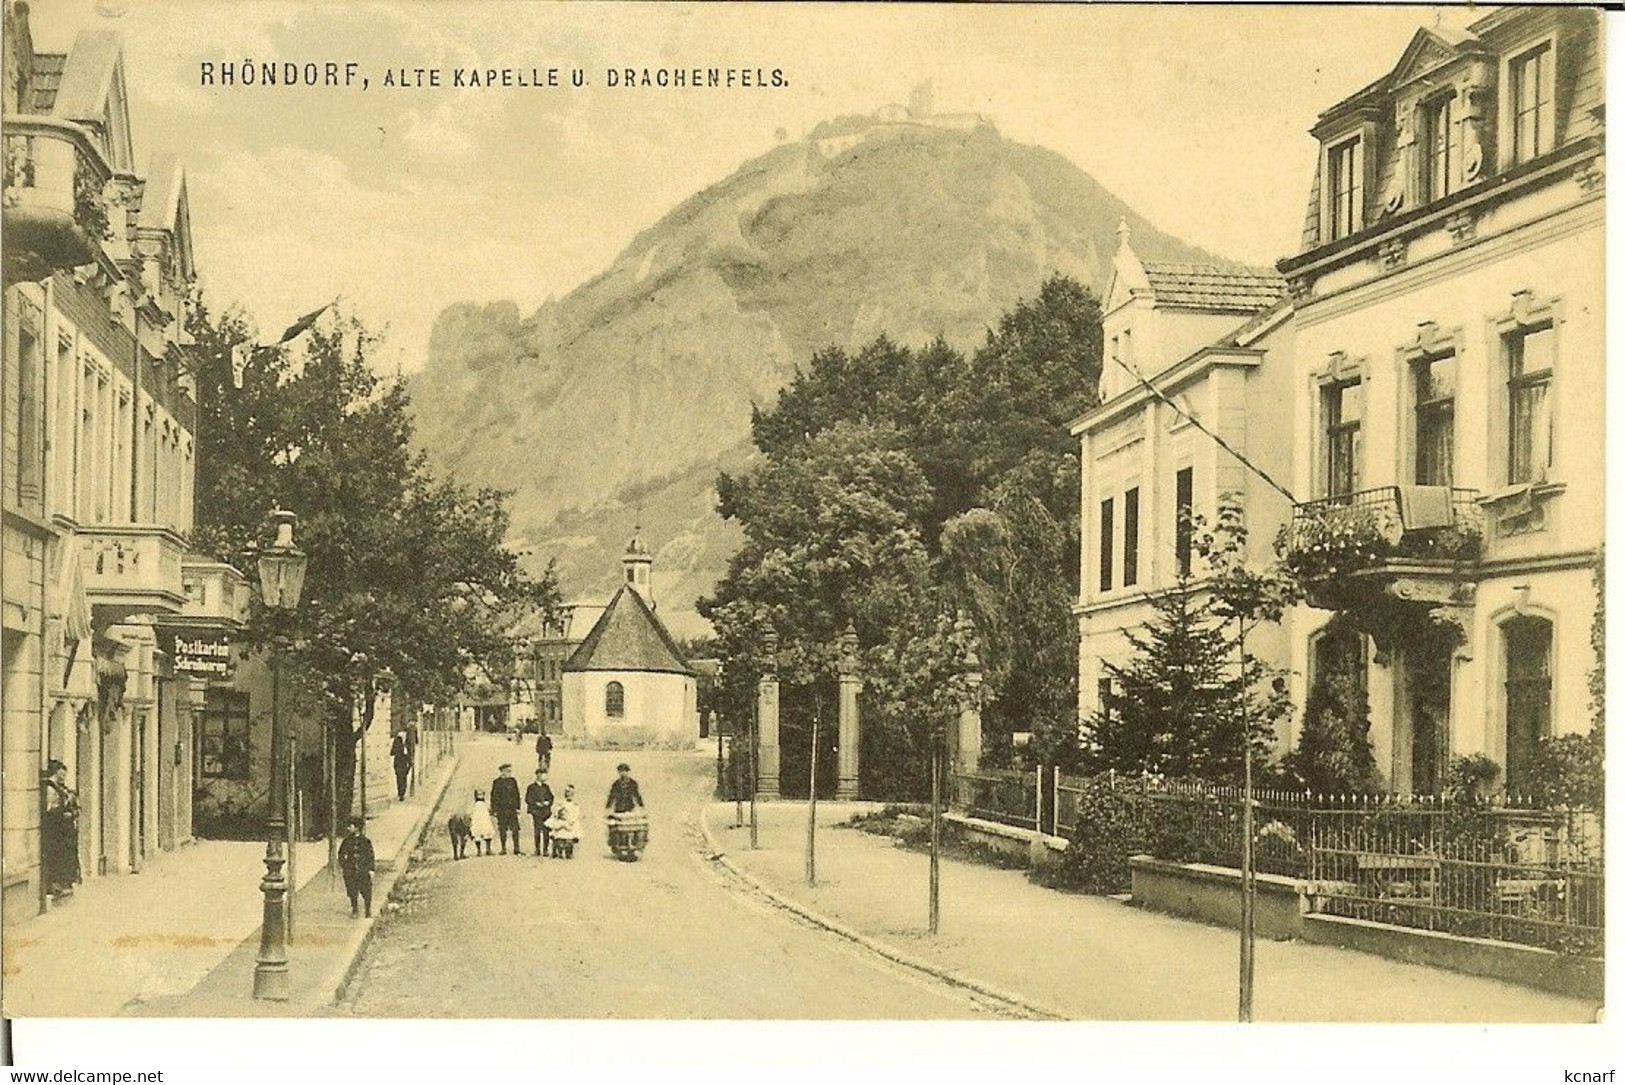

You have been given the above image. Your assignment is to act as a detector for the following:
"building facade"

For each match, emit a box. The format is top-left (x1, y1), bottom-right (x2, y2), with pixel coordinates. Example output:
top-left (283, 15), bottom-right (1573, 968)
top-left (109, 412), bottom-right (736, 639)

top-left (1071, 226), bottom-right (1295, 753)
top-left (1276, 7), bottom-right (1604, 793)
top-left (561, 533), bottom-right (699, 747)
top-left (3, 3), bottom-right (244, 924)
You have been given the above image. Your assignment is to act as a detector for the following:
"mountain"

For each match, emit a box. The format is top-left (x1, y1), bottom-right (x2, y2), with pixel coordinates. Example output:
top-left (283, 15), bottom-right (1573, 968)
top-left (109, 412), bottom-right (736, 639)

top-left (409, 108), bottom-right (1225, 637)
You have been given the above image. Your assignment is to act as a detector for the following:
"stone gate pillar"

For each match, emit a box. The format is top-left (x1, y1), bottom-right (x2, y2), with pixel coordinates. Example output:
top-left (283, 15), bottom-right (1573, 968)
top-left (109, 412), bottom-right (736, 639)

top-left (836, 624), bottom-right (861, 800)
top-left (954, 622), bottom-right (984, 772)
top-left (755, 633), bottom-right (780, 800)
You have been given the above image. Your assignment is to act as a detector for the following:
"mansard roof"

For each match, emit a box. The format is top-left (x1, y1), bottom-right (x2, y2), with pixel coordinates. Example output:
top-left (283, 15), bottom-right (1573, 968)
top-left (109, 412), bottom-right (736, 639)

top-left (563, 585), bottom-right (693, 676)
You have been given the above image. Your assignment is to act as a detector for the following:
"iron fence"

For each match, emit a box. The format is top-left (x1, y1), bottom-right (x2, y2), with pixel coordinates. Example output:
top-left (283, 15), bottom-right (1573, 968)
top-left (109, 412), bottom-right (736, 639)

top-left (949, 768), bottom-right (1039, 830)
top-left (1009, 769), bottom-right (1603, 957)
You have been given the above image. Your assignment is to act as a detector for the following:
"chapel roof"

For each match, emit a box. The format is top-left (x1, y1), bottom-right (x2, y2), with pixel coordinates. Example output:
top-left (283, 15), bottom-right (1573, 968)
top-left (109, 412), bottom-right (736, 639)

top-left (563, 585), bottom-right (693, 677)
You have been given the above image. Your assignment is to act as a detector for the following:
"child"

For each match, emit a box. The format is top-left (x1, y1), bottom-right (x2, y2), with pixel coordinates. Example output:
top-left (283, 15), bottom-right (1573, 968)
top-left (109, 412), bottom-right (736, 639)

top-left (338, 817), bottom-right (375, 918)
top-left (468, 788), bottom-right (496, 856)
top-left (546, 784), bottom-right (582, 858)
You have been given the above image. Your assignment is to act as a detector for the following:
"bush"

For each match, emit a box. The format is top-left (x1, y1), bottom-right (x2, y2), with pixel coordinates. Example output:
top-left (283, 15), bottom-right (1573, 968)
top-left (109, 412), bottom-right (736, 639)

top-left (1282, 670), bottom-right (1379, 795)
top-left (1052, 776), bottom-right (1148, 893)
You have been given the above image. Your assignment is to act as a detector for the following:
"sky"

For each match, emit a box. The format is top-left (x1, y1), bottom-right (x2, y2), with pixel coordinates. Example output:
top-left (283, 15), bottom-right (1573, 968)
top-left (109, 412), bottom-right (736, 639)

top-left (29, 1), bottom-right (1477, 374)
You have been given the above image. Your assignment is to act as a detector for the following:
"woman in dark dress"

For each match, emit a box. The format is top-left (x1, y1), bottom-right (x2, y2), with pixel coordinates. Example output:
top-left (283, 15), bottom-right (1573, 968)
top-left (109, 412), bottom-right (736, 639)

top-left (41, 759), bottom-right (81, 896)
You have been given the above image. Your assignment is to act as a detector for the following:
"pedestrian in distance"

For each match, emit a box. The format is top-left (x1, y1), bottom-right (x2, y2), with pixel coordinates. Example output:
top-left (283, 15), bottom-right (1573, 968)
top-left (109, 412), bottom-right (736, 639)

top-left (526, 768), bottom-right (554, 857)
top-left (546, 785), bottom-right (581, 858)
top-left (338, 817), bottom-right (376, 918)
top-left (535, 730), bottom-right (553, 774)
top-left (468, 789), bottom-right (495, 856)
top-left (490, 762), bottom-right (523, 855)
top-left (390, 728), bottom-right (412, 802)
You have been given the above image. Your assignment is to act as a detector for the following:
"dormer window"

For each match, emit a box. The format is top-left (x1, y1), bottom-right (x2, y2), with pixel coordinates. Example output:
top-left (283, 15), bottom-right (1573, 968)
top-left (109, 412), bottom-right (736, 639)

top-left (1510, 41), bottom-right (1556, 164)
top-left (1422, 93), bottom-right (1460, 201)
top-left (1327, 136), bottom-right (1364, 240)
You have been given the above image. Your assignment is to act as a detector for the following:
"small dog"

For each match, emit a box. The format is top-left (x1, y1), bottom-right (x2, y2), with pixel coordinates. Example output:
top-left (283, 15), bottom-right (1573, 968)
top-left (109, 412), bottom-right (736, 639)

top-left (447, 812), bottom-right (472, 860)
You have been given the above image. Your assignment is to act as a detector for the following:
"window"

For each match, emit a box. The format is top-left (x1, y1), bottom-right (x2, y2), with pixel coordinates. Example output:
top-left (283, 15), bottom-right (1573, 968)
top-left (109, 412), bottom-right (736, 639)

top-left (1174, 467), bottom-right (1194, 578)
top-left (199, 689), bottom-right (250, 780)
top-left (1122, 487), bottom-right (1140, 588)
top-left (1323, 380), bottom-right (1363, 498)
top-left (1097, 678), bottom-right (1115, 723)
top-left (1098, 497), bottom-right (1115, 591)
top-left (1507, 325), bottom-right (1554, 484)
top-left (1327, 137), bottom-right (1363, 240)
top-left (605, 680), bottom-right (625, 719)
top-left (1511, 42), bottom-right (1556, 165)
top-left (1422, 93), bottom-right (1459, 201)
top-left (1413, 353), bottom-right (1456, 486)
top-left (1503, 615), bottom-right (1553, 791)
top-left (14, 324), bottom-right (41, 507)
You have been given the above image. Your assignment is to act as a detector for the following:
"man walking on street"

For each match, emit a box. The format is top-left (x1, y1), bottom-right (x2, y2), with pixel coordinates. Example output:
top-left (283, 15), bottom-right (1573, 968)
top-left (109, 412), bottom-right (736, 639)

top-left (390, 729), bottom-right (412, 802)
top-left (526, 769), bottom-right (554, 857)
top-left (606, 762), bottom-right (644, 814)
top-left (339, 817), bottom-right (375, 918)
top-left (491, 763), bottom-right (523, 855)
top-left (535, 730), bottom-right (553, 773)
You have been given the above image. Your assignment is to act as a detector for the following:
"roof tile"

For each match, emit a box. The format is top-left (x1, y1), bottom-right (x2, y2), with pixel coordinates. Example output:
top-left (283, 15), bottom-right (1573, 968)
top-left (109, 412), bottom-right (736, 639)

top-left (563, 586), bottom-right (693, 676)
top-left (1140, 261), bottom-right (1286, 312)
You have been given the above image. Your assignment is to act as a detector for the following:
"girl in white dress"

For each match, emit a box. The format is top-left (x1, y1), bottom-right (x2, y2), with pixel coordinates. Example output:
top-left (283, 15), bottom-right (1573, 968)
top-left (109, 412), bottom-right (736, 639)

top-left (545, 785), bottom-right (582, 858)
top-left (468, 789), bottom-right (496, 856)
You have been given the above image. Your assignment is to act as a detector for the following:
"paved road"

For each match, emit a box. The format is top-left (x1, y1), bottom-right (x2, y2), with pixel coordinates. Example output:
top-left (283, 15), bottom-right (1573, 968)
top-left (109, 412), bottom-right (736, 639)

top-left (336, 737), bottom-right (1003, 1019)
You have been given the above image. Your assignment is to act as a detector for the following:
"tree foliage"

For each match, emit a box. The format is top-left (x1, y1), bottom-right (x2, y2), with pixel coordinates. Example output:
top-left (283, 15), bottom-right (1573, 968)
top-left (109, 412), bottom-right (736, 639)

top-left (189, 299), bottom-right (559, 826)
top-left (701, 275), bottom-right (1101, 795)
top-left (1082, 506), bottom-right (1295, 785)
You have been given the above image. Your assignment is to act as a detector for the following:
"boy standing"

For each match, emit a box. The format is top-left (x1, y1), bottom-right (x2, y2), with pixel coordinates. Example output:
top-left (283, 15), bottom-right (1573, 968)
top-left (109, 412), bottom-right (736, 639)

top-left (338, 817), bottom-right (376, 918)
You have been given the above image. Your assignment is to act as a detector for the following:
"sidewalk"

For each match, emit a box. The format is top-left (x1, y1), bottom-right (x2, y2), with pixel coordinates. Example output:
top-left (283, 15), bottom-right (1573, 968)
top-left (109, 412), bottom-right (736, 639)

top-left (133, 752), bottom-right (459, 1016)
top-left (702, 802), bottom-right (1600, 1023)
top-left (2, 750), bottom-right (458, 1019)
top-left (2, 836), bottom-right (327, 1017)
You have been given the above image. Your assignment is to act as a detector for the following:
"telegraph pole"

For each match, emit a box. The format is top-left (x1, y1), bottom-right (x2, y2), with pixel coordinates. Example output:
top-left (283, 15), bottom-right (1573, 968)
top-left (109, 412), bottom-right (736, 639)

top-left (806, 696), bottom-right (820, 886)
top-left (1238, 616), bottom-right (1256, 1023)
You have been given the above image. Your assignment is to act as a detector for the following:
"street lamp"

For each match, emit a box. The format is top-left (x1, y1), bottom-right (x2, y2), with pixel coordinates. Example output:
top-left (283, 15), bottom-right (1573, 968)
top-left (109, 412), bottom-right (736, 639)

top-left (253, 509), bottom-right (307, 1001)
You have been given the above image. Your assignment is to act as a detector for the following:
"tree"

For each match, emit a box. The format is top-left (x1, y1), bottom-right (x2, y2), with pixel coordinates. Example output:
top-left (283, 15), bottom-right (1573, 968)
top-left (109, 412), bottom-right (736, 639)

top-left (1282, 669), bottom-right (1378, 795)
top-left (1083, 506), bottom-right (1293, 784)
top-left (189, 299), bottom-right (558, 829)
top-left (704, 276), bottom-right (1102, 796)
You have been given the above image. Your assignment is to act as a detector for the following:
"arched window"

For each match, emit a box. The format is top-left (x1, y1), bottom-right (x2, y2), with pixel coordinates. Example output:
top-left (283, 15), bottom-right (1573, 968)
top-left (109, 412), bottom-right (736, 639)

top-left (1503, 615), bottom-right (1553, 791)
top-left (605, 681), bottom-right (625, 719)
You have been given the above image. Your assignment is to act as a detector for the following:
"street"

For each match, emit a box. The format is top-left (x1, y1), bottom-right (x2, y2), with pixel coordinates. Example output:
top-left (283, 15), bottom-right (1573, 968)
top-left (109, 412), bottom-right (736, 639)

top-left (335, 737), bottom-right (1005, 1018)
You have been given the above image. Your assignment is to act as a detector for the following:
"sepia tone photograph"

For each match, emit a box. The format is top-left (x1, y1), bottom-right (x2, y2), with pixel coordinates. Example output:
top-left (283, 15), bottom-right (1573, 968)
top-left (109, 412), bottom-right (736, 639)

top-left (0, 0), bottom-right (1613, 1069)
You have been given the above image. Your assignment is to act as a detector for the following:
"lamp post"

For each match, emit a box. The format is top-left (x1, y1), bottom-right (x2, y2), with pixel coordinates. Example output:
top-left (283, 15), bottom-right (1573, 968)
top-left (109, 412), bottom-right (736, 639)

top-left (252, 510), bottom-right (307, 1001)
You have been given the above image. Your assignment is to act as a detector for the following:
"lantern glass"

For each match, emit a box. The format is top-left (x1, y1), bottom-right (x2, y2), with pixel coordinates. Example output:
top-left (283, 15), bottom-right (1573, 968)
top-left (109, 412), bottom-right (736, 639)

top-left (257, 550), bottom-right (307, 610)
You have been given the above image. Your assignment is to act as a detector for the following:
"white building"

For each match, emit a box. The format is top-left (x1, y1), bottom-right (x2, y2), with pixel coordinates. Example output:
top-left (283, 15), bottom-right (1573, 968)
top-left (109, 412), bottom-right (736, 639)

top-left (561, 533), bottom-right (699, 747)
top-left (1276, 7), bottom-right (1604, 793)
top-left (3, 3), bottom-right (244, 925)
top-left (1071, 224), bottom-right (1294, 750)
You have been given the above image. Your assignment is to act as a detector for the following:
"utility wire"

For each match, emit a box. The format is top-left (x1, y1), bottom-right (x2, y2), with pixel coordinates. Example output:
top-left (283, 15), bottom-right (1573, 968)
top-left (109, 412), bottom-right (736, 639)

top-left (1105, 350), bottom-right (1300, 506)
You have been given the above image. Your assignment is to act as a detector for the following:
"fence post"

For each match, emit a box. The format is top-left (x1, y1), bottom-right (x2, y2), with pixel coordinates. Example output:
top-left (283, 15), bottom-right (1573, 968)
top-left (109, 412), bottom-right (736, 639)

top-left (1052, 767), bottom-right (1060, 838)
top-left (1033, 767), bottom-right (1042, 832)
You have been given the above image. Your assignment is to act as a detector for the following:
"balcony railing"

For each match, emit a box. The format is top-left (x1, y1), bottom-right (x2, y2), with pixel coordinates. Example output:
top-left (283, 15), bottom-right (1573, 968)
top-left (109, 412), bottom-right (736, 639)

top-left (180, 558), bottom-right (250, 628)
top-left (1281, 486), bottom-right (1483, 583)
top-left (2, 116), bottom-right (113, 282)
top-left (82, 525), bottom-right (188, 614)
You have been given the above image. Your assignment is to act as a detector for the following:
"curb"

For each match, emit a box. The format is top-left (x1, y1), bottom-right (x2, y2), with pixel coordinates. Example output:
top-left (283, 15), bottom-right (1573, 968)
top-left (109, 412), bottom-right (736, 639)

top-left (326, 746), bottom-right (463, 1007)
top-left (694, 803), bottom-right (1069, 1022)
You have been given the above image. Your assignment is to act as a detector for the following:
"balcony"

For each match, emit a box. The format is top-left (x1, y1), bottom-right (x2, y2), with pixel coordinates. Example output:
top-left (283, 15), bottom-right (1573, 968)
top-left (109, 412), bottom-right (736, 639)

top-left (2, 117), bottom-right (113, 283)
top-left (82, 525), bottom-right (188, 621)
top-left (180, 558), bottom-right (250, 629)
top-left (1281, 486), bottom-right (1483, 610)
